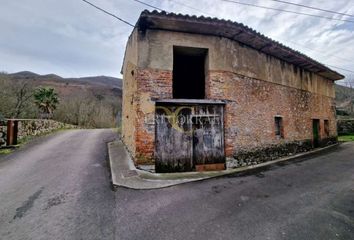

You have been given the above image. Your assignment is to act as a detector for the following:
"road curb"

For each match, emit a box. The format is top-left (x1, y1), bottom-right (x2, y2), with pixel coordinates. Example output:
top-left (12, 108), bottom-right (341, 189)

top-left (107, 141), bottom-right (208, 189)
top-left (107, 141), bottom-right (341, 190)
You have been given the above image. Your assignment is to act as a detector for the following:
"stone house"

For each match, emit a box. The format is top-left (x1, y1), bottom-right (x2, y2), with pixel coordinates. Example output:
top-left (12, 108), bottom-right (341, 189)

top-left (121, 10), bottom-right (344, 172)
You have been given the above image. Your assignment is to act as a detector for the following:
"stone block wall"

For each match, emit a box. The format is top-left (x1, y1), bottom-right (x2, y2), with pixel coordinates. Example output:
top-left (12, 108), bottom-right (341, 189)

top-left (0, 119), bottom-right (75, 147)
top-left (17, 119), bottom-right (75, 140)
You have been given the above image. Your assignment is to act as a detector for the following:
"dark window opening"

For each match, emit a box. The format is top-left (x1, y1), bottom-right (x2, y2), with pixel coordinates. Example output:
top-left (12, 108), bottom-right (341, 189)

top-left (275, 116), bottom-right (284, 138)
top-left (173, 46), bottom-right (207, 99)
top-left (324, 120), bottom-right (329, 137)
top-left (312, 119), bottom-right (320, 148)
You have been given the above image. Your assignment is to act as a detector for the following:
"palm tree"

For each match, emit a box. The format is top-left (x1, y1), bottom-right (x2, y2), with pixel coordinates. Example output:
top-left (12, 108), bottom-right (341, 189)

top-left (33, 87), bottom-right (59, 119)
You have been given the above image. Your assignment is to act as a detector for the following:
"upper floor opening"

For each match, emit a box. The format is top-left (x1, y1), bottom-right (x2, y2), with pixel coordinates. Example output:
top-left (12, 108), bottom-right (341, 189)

top-left (173, 46), bottom-right (208, 99)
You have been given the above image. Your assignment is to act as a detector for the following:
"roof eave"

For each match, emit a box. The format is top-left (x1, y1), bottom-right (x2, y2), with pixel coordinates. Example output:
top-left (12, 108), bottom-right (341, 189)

top-left (137, 10), bottom-right (345, 81)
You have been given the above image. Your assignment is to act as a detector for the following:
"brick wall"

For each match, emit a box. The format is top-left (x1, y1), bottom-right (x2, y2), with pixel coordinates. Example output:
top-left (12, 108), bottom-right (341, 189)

top-left (125, 68), bottom-right (337, 166)
top-left (134, 68), bottom-right (172, 163)
top-left (208, 70), bottom-right (337, 167)
top-left (208, 70), bottom-right (337, 154)
top-left (122, 29), bottom-right (337, 167)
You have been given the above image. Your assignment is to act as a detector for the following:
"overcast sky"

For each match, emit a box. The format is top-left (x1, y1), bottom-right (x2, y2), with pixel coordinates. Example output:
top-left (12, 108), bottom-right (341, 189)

top-left (0, 0), bottom-right (353, 81)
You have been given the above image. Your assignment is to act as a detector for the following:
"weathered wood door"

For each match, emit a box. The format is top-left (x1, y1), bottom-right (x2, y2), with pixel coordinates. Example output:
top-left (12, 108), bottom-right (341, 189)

top-left (155, 105), bottom-right (193, 172)
top-left (192, 105), bottom-right (224, 169)
top-left (155, 104), bottom-right (225, 173)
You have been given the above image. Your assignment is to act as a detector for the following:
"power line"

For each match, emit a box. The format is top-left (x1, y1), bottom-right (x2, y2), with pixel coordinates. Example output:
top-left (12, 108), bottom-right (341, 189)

top-left (134, 0), bottom-right (352, 75)
top-left (274, 37), bottom-right (353, 63)
top-left (92, 0), bottom-right (354, 76)
top-left (222, 0), bottom-right (354, 23)
top-left (131, 0), bottom-right (166, 12)
top-left (168, 0), bottom-right (217, 17)
top-left (165, 0), bottom-right (353, 71)
top-left (265, 0), bottom-right (354, 18)
top-left (81, 0), bottom-right (135, 27)
top-left (326, 65), bottom-right (354, 74)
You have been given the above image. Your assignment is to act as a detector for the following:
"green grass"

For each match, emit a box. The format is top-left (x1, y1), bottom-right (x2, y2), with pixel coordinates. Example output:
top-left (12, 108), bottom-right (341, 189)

top-left (338, 135), bottom-right (354, 142)
top-left (0, 148), bottom-right (13, 155)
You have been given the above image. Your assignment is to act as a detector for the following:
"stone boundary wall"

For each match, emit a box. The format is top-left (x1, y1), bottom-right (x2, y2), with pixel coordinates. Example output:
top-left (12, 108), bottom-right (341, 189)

top-left (16, 119), bottom-right (75, 140)
top-left (337, 119), bottom-right (354, 135)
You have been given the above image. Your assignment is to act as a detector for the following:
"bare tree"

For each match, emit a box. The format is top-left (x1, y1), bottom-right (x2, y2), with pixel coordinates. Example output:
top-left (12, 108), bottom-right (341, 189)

top-left (13, 81), bottom-right (35, 118)
top-left (53, 92), bottom-right (117, 128)
top-left (0, 74), bottom-right (36, 118)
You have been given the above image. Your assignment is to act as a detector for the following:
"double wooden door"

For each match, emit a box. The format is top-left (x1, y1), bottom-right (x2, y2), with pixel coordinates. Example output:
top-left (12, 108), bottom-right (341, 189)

top-left (155, 104), bottom-right (225, 173)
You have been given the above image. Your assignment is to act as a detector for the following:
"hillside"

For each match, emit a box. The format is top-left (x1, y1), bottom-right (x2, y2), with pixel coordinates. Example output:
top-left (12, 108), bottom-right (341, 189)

top-left (9, 71), bottom-right (122, 89)
top-left (0, 71), bottom-right (123, 128)
top-left (335, 83), bottom-right (354, 102)
top-left (335, 84), bottom-right (354, 116)
top-left (8, 71), bottom-right (122, 97)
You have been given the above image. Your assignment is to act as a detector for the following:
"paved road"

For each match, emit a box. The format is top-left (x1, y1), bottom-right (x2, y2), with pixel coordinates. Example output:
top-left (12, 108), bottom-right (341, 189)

top-left (0, 130), bottom-right (354, 240)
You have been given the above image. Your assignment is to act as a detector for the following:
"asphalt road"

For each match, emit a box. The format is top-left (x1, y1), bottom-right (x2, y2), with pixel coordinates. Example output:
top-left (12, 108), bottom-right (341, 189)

top-left (0, 129), bottom-right (354, 240)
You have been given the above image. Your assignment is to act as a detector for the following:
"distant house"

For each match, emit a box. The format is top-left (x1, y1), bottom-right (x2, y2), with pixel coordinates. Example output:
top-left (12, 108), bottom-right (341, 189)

top-left (121, 10), bottom-right (344, 173)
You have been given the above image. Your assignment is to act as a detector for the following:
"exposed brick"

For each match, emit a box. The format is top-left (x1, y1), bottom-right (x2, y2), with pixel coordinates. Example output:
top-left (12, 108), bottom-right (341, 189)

top-left (134, 68), bottom-right (173, 164)
top-left (208, 70), bottom-right (337, 157)
top-left (126, 68), bottom-right (337, 166)
top-left (122, 32), bottom-right (338, 168)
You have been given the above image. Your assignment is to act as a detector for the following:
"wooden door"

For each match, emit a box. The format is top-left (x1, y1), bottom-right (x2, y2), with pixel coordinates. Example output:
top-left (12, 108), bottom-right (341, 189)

top-left (155, 104), bottom-right (225, 173)
top-left (192, 106), bottom-right (225, 170)
top-left (155, 106), bottom-right (193, 172)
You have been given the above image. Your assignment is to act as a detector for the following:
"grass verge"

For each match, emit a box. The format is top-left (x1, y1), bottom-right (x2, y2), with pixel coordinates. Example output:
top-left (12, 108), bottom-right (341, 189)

top-left (0, 148), bottom-right (13, 155)
top-left (338, 135), bottom-right (354, 142)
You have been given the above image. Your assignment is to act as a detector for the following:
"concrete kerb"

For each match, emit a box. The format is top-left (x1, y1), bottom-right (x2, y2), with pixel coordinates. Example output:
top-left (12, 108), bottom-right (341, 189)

top-left (107, 140), bottom-right (341, 190)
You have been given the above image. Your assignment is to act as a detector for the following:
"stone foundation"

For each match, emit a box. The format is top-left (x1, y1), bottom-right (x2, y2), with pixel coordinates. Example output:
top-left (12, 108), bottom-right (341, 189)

top-left (227, 138), bottom-right (337, 168)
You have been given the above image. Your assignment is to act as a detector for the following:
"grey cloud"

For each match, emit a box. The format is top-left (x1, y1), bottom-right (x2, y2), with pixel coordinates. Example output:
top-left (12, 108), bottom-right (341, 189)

top-left (0, 0), bottom-right (352, 79)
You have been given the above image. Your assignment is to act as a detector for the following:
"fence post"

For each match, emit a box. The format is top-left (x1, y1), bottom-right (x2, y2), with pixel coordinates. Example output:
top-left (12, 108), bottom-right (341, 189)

top-left (6, 120), bottom-right (18, 146)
